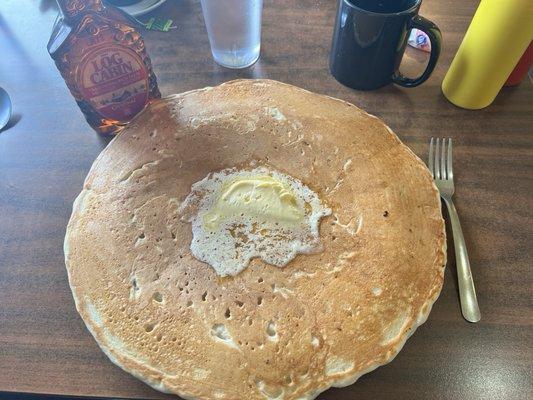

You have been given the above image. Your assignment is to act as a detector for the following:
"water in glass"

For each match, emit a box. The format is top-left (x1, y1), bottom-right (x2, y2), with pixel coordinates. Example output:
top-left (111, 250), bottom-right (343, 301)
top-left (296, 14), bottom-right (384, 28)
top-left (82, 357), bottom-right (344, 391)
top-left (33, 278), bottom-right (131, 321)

top-left (201, 0), bottom-right (263, 69)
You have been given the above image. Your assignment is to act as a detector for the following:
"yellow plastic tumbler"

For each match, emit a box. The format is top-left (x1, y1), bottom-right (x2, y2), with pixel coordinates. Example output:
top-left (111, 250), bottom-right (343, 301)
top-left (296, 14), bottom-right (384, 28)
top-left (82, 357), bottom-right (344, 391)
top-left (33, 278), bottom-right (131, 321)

top-left (442, 0), bottom-right (533, 109)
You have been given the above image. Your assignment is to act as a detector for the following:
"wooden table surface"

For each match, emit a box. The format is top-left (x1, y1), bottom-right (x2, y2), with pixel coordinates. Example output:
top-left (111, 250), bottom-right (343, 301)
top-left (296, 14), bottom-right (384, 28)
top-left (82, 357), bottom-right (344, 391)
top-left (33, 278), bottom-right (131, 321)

top-left (1, 0), bottom-right (532, 399)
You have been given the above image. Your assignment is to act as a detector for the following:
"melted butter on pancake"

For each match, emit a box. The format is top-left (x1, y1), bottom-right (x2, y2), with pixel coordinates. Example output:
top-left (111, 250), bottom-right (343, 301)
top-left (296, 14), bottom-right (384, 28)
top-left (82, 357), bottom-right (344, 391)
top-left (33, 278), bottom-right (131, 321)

top-left (180, 167), bottom-right (331, 276)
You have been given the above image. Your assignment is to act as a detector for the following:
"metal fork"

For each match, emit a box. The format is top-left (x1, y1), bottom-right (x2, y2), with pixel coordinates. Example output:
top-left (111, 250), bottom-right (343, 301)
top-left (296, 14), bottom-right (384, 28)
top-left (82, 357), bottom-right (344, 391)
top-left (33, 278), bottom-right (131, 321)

top-left (429, 138), bottom-right (481, 322)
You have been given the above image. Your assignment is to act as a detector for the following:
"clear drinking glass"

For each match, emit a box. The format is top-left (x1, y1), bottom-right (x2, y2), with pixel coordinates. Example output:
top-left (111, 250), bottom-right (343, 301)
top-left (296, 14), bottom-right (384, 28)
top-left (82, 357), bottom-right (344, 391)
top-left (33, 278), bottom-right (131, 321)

top-left (200, 0), bottom-right (263, 69)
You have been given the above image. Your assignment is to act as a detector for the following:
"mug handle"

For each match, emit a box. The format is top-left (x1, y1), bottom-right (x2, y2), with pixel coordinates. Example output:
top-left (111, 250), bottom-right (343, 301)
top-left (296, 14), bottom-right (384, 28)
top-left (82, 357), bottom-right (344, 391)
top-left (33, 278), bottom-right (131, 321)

top-left (392, 15), bottom-right (442, 88)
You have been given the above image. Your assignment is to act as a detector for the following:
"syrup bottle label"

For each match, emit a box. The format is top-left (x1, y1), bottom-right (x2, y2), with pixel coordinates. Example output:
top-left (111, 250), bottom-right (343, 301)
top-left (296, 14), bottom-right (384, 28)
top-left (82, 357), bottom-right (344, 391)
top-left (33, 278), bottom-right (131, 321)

top-left (76, 45), bottom-right (149, 122)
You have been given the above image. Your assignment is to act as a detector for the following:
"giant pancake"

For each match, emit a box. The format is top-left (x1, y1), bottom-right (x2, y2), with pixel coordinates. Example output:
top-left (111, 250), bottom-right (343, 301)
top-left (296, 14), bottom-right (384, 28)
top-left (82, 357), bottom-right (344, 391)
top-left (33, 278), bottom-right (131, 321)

top-left (64, 79), bottom-right (446, 400)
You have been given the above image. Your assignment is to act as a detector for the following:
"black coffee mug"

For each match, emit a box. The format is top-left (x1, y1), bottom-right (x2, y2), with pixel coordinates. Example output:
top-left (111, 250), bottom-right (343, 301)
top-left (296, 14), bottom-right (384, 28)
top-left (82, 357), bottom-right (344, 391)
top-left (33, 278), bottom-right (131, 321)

top-left (329, 0), bottom-right (441, 90)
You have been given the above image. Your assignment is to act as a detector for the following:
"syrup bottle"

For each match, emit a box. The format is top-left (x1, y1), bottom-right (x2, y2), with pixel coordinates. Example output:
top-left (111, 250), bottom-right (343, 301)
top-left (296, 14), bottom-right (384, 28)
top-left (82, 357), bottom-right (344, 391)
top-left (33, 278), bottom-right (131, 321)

top-left (48, 0), bottom-right (161, 134)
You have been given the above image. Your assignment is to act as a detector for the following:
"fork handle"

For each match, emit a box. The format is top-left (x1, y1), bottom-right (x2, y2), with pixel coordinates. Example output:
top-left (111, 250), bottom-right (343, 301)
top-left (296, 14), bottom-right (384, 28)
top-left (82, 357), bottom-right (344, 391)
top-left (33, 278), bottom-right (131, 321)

top-left (443, 197), bottom-right (481, 322)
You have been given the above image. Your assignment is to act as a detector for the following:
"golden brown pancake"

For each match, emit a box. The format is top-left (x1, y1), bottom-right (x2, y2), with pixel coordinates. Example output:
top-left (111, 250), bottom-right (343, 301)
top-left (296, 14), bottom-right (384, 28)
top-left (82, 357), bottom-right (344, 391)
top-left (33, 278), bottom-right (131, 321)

top-left (64, 79), bottom-right (446, 400)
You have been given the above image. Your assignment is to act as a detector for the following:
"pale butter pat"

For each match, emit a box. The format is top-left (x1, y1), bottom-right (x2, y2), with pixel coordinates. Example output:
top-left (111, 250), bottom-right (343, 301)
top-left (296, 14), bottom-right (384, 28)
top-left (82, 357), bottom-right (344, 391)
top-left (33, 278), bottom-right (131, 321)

top-left (203, 175), bottom-right (304, 230)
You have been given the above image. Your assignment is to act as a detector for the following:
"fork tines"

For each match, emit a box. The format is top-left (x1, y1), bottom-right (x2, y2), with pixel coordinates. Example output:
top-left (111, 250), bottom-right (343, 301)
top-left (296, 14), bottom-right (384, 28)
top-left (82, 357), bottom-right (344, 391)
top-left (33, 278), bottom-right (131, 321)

top-left (429, 138), bottom-right (453, 180)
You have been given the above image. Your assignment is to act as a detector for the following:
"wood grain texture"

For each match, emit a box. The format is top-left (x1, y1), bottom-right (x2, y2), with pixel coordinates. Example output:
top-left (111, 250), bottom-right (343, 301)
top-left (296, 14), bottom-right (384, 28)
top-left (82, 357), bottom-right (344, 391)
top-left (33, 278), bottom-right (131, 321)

top-left (0, 0), bottom-right (531, 399)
